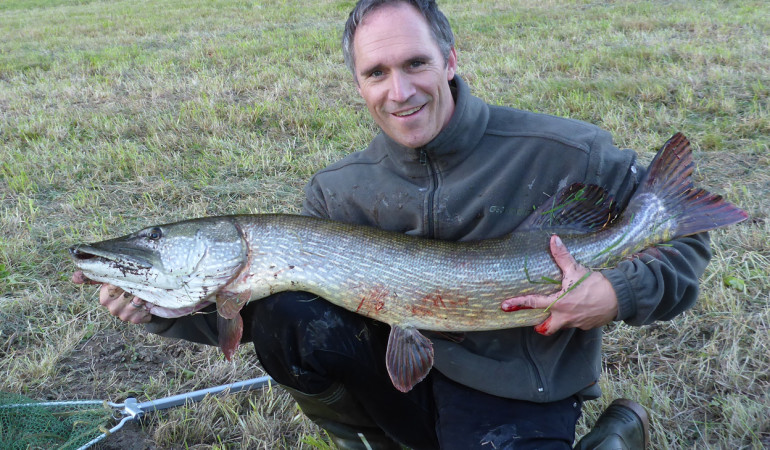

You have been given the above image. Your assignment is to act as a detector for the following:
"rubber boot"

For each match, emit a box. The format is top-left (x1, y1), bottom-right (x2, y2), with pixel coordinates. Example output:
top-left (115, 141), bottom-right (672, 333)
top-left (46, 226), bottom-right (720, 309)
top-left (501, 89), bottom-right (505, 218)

top-left (284, 383), bottom-right (403, 450)
top-left (574, 399), bottom-right (650, 450)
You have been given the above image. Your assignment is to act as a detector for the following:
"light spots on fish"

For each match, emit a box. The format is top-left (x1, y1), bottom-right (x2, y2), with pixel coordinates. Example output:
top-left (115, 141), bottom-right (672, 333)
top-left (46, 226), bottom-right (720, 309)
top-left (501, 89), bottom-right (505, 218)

top-left (272, 265), bottom-right (296, 279)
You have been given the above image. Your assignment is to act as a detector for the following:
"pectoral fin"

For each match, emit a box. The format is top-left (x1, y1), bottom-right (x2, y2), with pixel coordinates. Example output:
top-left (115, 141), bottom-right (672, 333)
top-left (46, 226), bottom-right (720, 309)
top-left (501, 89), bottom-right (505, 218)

top-left (217, 313), bottom-right (243, 361)
top-left (385, 325), bottom-right (434, 393)
top-left (215, 289), bottom-right (250, 360)
top-left (215, 289), bottom-right (251, 320)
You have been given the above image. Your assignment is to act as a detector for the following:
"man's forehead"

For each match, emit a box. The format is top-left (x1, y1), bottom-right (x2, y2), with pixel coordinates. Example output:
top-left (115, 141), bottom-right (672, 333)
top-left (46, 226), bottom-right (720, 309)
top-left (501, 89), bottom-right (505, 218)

top-left (353, 3), bottom-right (440, 67)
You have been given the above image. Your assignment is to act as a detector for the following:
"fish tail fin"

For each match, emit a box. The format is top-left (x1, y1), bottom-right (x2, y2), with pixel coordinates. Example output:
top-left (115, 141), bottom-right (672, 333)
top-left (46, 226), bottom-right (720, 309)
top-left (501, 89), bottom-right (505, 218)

top-left (633, 132), bottom-right (748, 238)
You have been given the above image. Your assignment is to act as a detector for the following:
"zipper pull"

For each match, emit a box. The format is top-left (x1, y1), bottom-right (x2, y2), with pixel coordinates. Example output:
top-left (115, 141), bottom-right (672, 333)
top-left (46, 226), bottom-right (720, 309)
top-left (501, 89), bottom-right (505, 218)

top-left (419, 149), bottom-right (427, 166)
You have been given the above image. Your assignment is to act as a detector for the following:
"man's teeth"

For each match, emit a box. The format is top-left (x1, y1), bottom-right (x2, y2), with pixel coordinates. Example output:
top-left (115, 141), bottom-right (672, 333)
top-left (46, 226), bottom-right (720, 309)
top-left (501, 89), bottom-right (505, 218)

top-left (394, 106), bottom-right (422, 117)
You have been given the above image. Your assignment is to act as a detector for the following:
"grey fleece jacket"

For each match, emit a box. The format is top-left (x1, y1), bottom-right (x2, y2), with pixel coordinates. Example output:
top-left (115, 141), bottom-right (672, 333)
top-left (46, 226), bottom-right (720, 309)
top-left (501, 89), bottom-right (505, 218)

top-left (146, 75), bottom-right (710, 402)
top-left (300, 76), bottom-right (711, 402)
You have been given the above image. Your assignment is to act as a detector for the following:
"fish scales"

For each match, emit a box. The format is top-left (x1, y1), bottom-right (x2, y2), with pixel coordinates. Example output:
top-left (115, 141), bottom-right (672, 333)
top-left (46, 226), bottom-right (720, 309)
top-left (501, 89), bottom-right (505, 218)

top-left (236, 214), bottom-right (559, 331)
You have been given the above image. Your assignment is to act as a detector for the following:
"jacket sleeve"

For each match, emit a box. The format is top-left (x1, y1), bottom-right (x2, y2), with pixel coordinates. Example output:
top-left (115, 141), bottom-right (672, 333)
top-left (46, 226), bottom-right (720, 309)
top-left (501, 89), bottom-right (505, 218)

top-left (143, 305), bottom-right (219, 346)
top-left (602, 233), bottom-right (711, 325)
top-left (143, 294), bottom-right (259, 346)
top-left (301, 175), bottom-right (331, 219)
top-left (585, 130), bottom-right (712, 325)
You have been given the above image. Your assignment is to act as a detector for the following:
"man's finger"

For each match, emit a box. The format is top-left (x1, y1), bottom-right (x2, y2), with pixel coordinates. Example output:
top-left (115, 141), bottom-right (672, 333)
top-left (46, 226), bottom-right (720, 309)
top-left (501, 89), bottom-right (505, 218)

top-left (501, 294), bottom-right (552, 312)
top-left (98, 284), bottom-right (125, 306)
top-left (549, 235), bottom-right (578, 273)
top-left (503, 305), bottom-right (534, 312)
top-left (534, 316), bottom-right (553, 335)
top-left (72, 271), bottom-right (98, 285)
top-left (107, 284), bottom-right (124, 298)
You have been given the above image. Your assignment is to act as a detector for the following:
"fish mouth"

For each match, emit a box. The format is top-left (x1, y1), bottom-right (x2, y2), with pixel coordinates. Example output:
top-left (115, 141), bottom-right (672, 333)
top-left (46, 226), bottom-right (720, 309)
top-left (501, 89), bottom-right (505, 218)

top-left (69, 244), bottom-right (152, 269)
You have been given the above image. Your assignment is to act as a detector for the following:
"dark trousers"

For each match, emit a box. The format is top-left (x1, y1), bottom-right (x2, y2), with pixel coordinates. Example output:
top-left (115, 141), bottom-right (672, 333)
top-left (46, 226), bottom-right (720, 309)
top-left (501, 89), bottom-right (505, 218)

top-left (250, 291), bottom-right (582, 449)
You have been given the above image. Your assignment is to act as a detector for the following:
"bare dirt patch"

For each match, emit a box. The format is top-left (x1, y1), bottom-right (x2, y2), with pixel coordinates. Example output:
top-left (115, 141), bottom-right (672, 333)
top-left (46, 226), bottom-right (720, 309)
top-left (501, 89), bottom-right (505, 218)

top-left (52, 328), bottom-right (213, 449)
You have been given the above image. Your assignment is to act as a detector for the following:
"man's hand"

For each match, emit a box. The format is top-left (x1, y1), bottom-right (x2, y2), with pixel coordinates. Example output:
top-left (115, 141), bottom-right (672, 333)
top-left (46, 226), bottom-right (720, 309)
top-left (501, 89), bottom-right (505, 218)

top-left (501, 235), bottom-right (618, 336)
top-left (72, 271), bottom-right (152, 324)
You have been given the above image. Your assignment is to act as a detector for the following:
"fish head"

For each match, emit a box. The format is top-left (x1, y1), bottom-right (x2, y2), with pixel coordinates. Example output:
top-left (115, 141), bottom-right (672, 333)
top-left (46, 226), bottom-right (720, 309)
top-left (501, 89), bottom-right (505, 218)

top-left (70, 217), bottom-right (247, 316)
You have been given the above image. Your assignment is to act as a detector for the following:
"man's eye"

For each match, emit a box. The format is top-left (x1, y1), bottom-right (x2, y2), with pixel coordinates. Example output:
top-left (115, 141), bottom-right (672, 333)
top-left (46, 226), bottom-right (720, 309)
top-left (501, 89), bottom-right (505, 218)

top-left (410, 60), bottom-right (425, 68)
top-left (370, 70), bottom-right (383, 78)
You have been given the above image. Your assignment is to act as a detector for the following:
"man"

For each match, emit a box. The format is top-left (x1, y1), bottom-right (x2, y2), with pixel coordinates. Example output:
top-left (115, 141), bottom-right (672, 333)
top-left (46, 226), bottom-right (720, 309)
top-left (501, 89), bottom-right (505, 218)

top-left (89, 1), bottom-right (710, 448)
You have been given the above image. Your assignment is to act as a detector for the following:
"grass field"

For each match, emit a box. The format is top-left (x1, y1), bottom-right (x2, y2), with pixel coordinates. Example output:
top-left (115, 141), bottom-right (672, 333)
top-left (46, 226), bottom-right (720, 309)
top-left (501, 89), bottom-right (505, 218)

top-left (1, 0), bottom-right (768, 448)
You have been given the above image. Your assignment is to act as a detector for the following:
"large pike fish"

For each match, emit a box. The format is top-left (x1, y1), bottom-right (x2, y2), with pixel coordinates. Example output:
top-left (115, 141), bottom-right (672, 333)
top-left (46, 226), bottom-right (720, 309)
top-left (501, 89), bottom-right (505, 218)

top-left (71, 133), bottom-right (747, 392)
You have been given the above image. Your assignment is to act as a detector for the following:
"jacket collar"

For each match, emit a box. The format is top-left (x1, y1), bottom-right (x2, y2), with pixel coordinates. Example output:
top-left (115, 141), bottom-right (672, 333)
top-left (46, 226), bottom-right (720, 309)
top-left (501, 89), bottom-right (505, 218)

top-left (377, 75), bottom-right (490, 172)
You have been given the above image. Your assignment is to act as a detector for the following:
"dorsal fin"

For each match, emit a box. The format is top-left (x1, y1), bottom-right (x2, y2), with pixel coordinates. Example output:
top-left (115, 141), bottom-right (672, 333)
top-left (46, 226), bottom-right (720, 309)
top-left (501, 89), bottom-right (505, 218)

top-left (516, 183), bottom-right (617, 232)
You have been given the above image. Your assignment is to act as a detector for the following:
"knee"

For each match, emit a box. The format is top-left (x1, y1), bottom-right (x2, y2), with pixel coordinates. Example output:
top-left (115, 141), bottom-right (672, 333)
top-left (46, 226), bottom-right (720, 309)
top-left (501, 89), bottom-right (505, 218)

top-left (248, 291), bottom-right (381, 354)
top-left (248, 291), bottom-right (322, 345)
top-left (246, 291), bottom-right (387, 393)
top-left (249, 291), bottom-right (321, 322)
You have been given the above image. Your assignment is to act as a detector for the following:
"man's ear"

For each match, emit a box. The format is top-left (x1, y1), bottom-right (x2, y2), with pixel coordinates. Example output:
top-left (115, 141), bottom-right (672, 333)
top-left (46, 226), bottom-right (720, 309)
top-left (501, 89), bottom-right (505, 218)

top-left (446, 47), bottom-right (458, 80)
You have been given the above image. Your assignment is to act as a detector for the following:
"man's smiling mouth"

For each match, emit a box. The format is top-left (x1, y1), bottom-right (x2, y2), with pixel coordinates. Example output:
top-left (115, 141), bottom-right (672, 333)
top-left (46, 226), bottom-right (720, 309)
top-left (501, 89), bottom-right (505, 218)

top-left (393, 105), bottom-right (424, 117)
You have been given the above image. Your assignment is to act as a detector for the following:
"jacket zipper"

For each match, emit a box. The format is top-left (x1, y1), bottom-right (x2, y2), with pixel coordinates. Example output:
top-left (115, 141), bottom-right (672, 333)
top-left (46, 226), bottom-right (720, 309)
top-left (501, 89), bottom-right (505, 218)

top-left (420, 149), bottom-right (438, 238)
top-left (523, 331), bottom-right (547, 398)
top-left (421, 147), bottom-right (546, 398)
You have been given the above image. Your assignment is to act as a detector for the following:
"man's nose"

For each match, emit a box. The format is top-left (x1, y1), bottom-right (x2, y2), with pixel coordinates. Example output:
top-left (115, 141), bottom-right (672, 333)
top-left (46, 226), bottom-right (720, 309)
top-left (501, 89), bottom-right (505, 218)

top-left (388, 71), bottom-right (415, 102)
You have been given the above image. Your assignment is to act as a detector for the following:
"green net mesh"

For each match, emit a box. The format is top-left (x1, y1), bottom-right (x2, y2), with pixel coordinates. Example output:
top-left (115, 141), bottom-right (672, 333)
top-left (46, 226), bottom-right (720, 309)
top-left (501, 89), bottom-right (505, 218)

top-left (0, 392), bottom-right (114, 450)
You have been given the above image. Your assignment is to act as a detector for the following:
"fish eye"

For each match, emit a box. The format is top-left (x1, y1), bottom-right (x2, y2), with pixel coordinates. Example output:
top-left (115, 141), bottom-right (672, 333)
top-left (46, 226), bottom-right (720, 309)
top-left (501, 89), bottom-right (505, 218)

top-left (148, 227), bottom-right (163, 240)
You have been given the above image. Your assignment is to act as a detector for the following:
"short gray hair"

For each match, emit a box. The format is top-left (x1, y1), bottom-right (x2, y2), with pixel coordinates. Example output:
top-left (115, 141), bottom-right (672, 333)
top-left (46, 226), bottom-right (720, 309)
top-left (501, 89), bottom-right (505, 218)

top-left (342, 0), bottom-right (455, 78)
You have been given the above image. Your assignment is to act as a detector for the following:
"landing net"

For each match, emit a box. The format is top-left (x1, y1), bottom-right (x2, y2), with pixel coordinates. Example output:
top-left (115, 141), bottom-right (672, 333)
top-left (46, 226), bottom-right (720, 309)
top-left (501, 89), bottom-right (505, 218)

top-left (0, 392), bottom-right (113, 450)
top-left (0, 375), bottom-right (272, 449)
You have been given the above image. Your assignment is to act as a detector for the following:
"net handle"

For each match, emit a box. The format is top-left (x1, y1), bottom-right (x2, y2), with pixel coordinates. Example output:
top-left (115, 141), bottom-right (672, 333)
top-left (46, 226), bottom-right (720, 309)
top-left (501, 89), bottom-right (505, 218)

top-left (76, 375), bottom-right (273, 450)
top-left (134, 375), bottom-right (273, 413)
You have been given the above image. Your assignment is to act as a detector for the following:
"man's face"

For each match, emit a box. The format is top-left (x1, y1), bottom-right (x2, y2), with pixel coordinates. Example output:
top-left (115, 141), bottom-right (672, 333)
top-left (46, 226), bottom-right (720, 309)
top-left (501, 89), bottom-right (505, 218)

top-left (353, 3), bottom-right (457, 149)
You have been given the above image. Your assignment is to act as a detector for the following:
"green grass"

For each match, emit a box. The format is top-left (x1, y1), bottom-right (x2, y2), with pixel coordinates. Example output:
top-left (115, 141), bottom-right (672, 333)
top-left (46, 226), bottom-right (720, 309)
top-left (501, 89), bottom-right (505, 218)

top-left (1, 0), bottom-right (768, 448)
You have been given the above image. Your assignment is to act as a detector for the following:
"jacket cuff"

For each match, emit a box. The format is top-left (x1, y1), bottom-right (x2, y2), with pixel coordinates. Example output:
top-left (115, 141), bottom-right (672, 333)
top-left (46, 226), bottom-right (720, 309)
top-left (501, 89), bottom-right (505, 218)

top-left (602, 268), bottom-right (636, 322)
top-left (143, 316), bottom-right (176, 335)
top-left (141, 304), bottom-right (222, 346)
